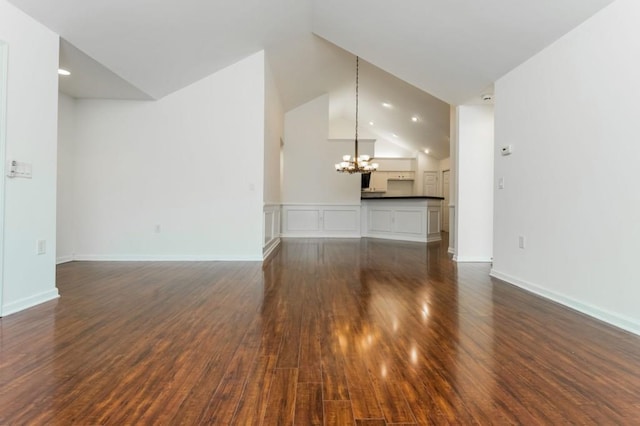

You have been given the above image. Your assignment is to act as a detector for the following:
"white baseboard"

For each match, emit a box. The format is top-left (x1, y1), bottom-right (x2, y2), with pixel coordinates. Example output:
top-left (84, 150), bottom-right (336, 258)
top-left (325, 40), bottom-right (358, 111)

top-left (56, 255), bottom-right (74, 264)
top-left (363, 233), bottom-right (427, 243)
top-left (490, 269), bottom-right (640, 337)
top-left (72, 254), bottom-right (263, 262)
top-left (453, 255), bottom-right (492, 263)
top-left (2, 288), bottom-right (60, 317)
top-left (280, 233), bottom-right (361, 239)
top-left (263, 237), bottom-right (281, 260)
top-left (447, 247), bottom-right (454, 254)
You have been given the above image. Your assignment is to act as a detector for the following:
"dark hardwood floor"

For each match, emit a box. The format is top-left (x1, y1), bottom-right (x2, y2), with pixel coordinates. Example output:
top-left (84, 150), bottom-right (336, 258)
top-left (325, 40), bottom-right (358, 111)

top-left (1, 236), bottom-right (639, 424)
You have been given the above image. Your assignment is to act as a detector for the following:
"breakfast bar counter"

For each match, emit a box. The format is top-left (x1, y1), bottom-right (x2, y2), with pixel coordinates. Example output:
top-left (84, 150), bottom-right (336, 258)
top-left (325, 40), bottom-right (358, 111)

top-left (360, 196), bottom-right (443, 242)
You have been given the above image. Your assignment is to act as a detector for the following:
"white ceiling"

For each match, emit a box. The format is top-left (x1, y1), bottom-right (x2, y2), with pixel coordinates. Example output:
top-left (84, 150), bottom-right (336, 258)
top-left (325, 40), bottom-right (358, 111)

top-left (266, 35), bottom-right (451, 158)
top-left (8, 0), bottom-right (615, 158)
top-left (313, 0), bottom-right (615, 105)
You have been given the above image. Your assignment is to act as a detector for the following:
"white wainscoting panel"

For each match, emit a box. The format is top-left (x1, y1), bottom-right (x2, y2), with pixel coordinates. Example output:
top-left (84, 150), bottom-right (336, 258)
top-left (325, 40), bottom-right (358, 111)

top-left (286, 209), bottom-right (320, 232)
top-left (427, 206), bottom-right (442, 242)
top-left (323, 209), bottom-right (359, 232)
top-left (395, 209), bottom-right (424, 235)
top-left (282, 204), bottom-right (361, 238)
top-left (369, 208), bottom-right (394, 233)
top-left (263, 204), bottom-right (281, 259)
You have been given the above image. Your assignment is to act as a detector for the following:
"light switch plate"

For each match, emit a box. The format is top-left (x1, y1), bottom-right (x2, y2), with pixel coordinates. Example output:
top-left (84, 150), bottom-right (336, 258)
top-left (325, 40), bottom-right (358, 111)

top-left (8, 160), bottom-right (32, 178)
top-left (37, 239), bottom-right (46, 255)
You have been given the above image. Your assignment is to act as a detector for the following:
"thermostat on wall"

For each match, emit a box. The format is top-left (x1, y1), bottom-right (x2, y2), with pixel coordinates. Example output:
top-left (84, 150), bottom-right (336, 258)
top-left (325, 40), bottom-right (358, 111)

top-left (500, 145), bottom-right (513, 156)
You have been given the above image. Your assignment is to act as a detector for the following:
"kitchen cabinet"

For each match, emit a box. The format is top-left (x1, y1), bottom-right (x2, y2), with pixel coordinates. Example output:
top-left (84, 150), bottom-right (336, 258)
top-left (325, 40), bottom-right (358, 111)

top-left (368, 171), bottom-right (388, 192)
top-left (387, 171), bottom-right (415, 180)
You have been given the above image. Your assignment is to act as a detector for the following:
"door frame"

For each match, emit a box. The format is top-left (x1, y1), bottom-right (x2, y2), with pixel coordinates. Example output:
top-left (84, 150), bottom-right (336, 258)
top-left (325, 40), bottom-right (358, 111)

top-left (0, 41), bottom-right (8, 315)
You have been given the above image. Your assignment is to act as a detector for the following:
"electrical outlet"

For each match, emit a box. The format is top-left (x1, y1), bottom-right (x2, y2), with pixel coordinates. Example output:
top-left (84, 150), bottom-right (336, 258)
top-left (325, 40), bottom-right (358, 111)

top-left (518, 236), bottom-right (525, 249)
top-left (498, 177), bottom-right (505, 189)
top-left (37, 239), bottom-right (46, 255)
top-left (155, 224), bottom-right (161, 233)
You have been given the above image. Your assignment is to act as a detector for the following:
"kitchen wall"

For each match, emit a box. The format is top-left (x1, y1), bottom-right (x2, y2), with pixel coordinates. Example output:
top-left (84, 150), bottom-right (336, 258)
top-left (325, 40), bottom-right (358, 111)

top-left (66, 52), bottom-right (266, 261)
top-left (283, 94), bottom-right (366, 205)
top-left (492, 0), bottom-right (640, 334)
top-left (328, 116), bottom-right (376, 140)
top-left (0, 0), bottom-right (59, 315)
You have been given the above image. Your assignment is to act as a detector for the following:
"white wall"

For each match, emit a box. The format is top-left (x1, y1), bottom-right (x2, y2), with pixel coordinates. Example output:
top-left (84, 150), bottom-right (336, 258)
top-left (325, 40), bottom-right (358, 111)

top-left (69, 52), bottom-right (265, 261)
top-left (374, 139), bottom-right (415, 158)
top-left (492, 0), bottom-right (640, 334)
top-left (0, 0), bottom-right (59, 315)
top-left (329, 116), bottom-right (376, 140)
top-left (440, 157), bottom-right (450, 172)
top-left (455, 104), bottom-right (494, 262)
top-left (57, 93), bottom-right (76, 263)
top-left (264, 58), bottom-right (283, 205)
top-left (374, 158), bottom-right (416, 171)
top-left (282, 94), bottom-right (361, 204)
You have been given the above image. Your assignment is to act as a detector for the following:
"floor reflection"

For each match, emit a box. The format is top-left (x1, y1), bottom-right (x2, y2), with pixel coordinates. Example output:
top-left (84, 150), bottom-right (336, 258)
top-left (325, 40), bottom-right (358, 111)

top-left (2, 235), bottom-right (637, 423)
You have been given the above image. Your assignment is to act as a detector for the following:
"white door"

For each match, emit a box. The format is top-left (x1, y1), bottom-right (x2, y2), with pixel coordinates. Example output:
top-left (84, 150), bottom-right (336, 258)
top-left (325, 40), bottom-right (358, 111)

top-left (442, 170), bottom-right (450, 232)
top-left (423, 171), bottom-right (438, 196)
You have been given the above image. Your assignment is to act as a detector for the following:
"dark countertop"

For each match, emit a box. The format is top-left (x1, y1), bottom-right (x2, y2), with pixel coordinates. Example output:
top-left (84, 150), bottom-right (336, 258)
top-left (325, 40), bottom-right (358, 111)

top-left (361, 195), bottom-right (445, 200)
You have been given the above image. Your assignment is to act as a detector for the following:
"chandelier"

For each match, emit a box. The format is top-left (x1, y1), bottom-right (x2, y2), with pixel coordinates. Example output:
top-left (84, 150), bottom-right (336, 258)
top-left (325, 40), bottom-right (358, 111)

top-left (335, 56), bottom-right (378, 174)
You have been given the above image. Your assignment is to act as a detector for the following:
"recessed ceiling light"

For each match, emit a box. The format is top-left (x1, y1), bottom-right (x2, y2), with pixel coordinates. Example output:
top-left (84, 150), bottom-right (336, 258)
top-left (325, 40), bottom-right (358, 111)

top-left (424, 149), bottom-right (430, 154)
top-left (382, 102), bottom-right (392, 108)
top-left (369, 121), bottom-right (374, 126)
top-left (392, 133), bottom-right (398, 138)
top-left (411, 116), bottom-right (419, 122)
top-left (58, 68), bottom-right (71, 76)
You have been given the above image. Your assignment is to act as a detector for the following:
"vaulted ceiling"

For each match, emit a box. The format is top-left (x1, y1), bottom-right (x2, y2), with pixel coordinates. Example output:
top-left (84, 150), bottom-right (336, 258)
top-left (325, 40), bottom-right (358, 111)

top-left (8, 0), bottom-right (615, 158)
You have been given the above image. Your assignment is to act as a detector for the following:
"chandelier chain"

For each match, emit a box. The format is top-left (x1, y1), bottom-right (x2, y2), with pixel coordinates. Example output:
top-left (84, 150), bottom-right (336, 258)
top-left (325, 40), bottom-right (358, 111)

top-left (355, 56), bottom-right (359, 144)
top-left (334, 55), bottom-right (377, 174)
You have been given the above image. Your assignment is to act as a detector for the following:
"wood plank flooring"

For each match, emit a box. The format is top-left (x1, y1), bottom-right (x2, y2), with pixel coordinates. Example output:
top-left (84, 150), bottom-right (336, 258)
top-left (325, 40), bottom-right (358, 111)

top-left (1, 236), bottom-right (640, 424)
